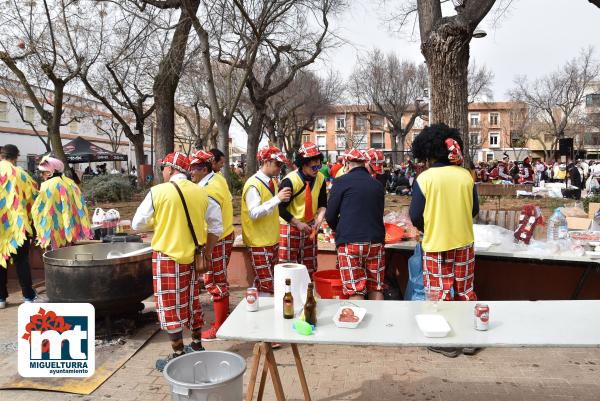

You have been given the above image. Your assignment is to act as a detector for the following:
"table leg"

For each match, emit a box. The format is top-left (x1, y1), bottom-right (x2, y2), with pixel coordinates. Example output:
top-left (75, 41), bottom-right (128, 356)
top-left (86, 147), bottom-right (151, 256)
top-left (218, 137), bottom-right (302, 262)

top-left (257, 354), bottom-right (269, 401)
top-left (291, 344), bottom-right (312, 401)
top-left (245, 343), bottom-right (263, 401)
top-left (263, 342), bottom-right (286, 401)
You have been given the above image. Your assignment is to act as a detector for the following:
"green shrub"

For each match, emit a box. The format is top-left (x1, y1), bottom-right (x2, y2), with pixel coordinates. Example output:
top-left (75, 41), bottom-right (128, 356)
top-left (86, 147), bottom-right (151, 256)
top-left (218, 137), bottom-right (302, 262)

top-left (82, 175), bottom-right (135, 203)
top-left (583, 189), bottom-right (600, 213)
top-left (230, 173), bottom-right (245, 196)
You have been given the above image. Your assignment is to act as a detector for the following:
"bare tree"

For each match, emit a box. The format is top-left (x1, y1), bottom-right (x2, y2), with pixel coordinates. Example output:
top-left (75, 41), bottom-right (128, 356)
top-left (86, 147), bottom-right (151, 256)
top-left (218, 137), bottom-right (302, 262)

top-left (382, 0), bottom-right (513, 164)
top-left (0, 0), bottom-right (104, 166)
top-left (468, 60), bottom-right (494, 103)
top-left (241, 0), bottom-right (342, 175)
top-left (95, 116), bottom-right (125, 154)
top-left (349, 49), bottom-right (427, 163)
top-left (509, 48), bottom-right (600, 157)
top-left (80, 3), bottom-right (164, 171)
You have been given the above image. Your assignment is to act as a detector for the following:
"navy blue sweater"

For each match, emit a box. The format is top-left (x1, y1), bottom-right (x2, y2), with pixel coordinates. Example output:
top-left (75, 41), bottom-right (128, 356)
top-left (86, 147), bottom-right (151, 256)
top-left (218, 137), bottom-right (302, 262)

top-left (325, 167), bottom-right (385, 246)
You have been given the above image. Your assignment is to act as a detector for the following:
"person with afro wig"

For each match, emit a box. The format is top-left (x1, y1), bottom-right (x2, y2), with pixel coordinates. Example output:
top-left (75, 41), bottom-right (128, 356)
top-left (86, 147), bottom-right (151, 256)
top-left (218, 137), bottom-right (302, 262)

top-left (409, 123), bottom-right (480, 358)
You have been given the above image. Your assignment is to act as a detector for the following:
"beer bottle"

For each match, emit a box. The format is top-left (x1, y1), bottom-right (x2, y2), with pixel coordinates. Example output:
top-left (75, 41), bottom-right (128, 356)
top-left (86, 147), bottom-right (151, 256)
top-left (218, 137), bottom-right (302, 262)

top-left (283, 278), bottom-right (294, 319)
top-left (304, 283), bottom-right (317, 327)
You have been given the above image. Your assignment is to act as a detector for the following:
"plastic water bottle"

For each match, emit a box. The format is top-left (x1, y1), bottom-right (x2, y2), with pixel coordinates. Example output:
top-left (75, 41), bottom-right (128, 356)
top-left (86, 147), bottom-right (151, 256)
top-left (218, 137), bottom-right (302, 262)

top-left (547, 208), bottom-right (568, 241)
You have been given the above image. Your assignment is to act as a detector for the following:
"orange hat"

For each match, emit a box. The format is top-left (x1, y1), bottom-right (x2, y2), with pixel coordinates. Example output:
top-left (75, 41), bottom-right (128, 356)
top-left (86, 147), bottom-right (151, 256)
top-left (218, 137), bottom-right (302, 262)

top-left (189, 149), bottom-right (214, 168)
top-left (298, 142), bottom-right (321, 158)
top-left (257, 146), bottom-right (290, 165)
top-left (365, 148), bottom-right (384, 174)
top-left (160, 152), bottom-right (190, 173)
top-left (343, 148), bottom-right (366, 162)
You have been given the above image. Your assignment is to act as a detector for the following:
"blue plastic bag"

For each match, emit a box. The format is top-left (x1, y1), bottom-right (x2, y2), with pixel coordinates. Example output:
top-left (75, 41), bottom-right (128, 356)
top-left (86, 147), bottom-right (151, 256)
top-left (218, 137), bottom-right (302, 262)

top-left (405, 243), bottom-right (425, 300)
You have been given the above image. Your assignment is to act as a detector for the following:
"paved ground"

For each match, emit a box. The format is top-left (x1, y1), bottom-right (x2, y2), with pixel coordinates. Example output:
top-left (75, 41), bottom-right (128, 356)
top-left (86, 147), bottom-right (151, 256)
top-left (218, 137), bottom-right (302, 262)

top-left (1, 285), bottom-right (600, 401)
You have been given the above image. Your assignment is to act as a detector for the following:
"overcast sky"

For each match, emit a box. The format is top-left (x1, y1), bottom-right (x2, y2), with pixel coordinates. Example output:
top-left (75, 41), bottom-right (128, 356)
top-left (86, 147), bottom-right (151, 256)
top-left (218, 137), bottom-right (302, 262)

top-left (232, 0), bottom-right (600, 147)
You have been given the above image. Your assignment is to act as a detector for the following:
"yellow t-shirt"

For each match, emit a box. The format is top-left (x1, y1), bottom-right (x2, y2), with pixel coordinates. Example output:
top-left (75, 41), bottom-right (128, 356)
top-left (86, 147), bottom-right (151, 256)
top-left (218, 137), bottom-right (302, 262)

top-left (242, 174), bottom-right (280, 247)
top-left (416, 165), bottom-right (474, 252)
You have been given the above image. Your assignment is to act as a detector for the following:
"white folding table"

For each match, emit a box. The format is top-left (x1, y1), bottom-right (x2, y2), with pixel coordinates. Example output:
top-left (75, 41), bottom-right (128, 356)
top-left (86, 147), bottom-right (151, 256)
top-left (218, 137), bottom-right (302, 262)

top-left (217, 298), bottom-right (600, 401)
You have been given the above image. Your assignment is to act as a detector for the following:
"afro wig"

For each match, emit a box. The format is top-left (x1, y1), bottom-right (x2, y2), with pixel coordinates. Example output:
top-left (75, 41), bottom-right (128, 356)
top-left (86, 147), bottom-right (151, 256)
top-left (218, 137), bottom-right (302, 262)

top-left (294, 153), bottom-right (324, 168)
top-left (411, 123), bottom-right (464, 163)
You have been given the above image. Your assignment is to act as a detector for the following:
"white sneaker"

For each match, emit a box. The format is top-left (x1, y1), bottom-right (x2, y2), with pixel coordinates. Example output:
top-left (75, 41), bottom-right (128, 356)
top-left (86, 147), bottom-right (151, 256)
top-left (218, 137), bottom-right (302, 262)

top-left (0, 300), bottom-right (6, 309)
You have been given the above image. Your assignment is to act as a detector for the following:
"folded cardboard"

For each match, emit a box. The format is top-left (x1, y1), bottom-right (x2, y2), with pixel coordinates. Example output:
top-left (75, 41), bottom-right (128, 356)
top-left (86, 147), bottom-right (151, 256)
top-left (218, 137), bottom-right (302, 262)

top-left (566, 217), bottom-right (592, 231)
top-left (588, 203), bottom-right (600, 219)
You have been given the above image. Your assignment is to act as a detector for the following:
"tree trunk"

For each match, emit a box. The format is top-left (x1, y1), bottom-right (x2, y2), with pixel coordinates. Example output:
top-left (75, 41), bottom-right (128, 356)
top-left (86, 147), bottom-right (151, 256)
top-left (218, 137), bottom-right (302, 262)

top-left (421, 21), bottom-right (471, 165)
top-left (152, 1), bottom-right (199, 180)
top-left (397, 131), bottom-right (406, 162)
top-left (246, 107), bottom-right (266, 176)
top-left (391, 130), bottom-right (398, 165)
top-left (48, 83), bottom-right (68, 166)
top-left (132, 135), bottom-right (146, 172)
top-left (216, 119), bottom-right (231, 183)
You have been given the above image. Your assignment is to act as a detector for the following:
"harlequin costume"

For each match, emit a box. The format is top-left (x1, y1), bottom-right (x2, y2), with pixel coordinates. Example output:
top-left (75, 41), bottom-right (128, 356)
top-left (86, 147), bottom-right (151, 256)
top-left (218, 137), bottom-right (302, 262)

top-left (189, 150), bottom-right (233, 340)
top-left (278, 142), bottom-right (327, 276)
top-left (325, 148), bottom-right (386, 297)
top-left (31, 156), bottom-right (91, 249)
top-left (0, 146), bottom-right (38, 305)
top-left (409, 138), bottom-right (479, 302)
top-left (241, 146), bottom-right (290, 293)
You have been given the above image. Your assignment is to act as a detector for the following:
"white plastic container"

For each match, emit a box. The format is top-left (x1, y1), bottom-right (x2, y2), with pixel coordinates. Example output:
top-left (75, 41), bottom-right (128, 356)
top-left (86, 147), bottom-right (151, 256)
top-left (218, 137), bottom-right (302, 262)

top-left (332, 306), bottom-right (367, 329)
top-left (163, 351), bottom-right (246, 401)
top-left (415, 314), bottom-right (452, 338)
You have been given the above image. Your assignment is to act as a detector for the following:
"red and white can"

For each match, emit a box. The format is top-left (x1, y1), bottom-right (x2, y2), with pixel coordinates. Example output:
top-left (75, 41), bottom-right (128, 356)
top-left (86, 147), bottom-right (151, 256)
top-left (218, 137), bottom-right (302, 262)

top-left (246, 287), bottom-right (259, 312)
top-left (474, 303), bottom-right (489, 331)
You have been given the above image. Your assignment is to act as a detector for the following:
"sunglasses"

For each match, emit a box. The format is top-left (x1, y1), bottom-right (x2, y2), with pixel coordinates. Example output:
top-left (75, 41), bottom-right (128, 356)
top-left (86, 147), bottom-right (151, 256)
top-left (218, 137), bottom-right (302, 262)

top-left (310, 164), bottom-right (322, 172)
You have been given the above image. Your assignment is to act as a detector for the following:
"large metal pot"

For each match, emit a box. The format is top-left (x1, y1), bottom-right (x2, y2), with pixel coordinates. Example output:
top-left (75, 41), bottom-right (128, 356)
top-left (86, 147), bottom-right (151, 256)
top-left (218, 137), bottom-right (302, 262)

top-left (43, 243), bottom-right (153, 313)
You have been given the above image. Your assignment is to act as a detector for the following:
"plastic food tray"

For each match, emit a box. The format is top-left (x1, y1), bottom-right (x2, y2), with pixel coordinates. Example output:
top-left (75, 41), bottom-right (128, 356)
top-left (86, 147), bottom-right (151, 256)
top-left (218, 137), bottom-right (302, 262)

top-left (415, 314), bottom-right (452, 338)
top-left (332, 306), bottom-right (366, 329)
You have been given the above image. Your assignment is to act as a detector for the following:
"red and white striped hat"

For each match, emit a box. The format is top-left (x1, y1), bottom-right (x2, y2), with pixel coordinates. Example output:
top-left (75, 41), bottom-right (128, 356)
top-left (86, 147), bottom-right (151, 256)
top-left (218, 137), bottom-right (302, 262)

top-left (343, 148), bottom-right (366, 162)
top-left (160, 152), bottom-right (190, 173)
top-left (365, 148), bottom-right (384, 174)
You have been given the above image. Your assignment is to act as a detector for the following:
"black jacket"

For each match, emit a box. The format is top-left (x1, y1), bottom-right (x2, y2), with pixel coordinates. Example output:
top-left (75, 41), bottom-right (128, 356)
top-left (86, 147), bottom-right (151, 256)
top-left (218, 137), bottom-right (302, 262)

top-left (325, 167), bottom-right (385, 246)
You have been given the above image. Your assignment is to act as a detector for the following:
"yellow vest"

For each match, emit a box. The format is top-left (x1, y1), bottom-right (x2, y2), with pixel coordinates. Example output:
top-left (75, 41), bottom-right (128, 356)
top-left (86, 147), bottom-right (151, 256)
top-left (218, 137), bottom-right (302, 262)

top-left (241, 174), bottom-right (280, 247)
top-left (335, 166), bottom-right (347, 178)
top-left (280, 170), bottom-right (325, 223)
top-left (203, 173), bottom-right (234, 240)
top-left (417, 166), bottom-right (474, 252)
top-left (151, 180), bottom-right (208, 264)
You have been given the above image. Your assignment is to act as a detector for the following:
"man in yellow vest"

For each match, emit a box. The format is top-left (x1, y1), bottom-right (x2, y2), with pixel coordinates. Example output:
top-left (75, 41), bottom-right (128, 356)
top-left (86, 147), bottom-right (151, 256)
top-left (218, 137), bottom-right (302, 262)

top-left (241, 146), bottom-right (291, 293)
top-left (188, 149), bottom-right (233, 341)
top-left (278, 142), bottom-right (327, 275)
top-left (132, 152), bottom-right (221, 370)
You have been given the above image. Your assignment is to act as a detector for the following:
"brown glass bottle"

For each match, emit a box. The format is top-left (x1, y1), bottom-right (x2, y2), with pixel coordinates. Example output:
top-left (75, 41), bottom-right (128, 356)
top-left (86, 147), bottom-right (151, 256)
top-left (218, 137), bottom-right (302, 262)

top-left (304, 283), bottom-right (317, 327)
top-left (283, 278), bottom-right (294, 319)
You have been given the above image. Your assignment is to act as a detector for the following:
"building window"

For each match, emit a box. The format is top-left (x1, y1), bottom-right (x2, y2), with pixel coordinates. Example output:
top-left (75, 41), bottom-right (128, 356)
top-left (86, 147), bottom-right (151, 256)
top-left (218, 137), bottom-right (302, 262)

top-left (335, 116), bottom-right (346, 131)
top-left (469, 132), bottom-right (480, 146)
top-left (370, 116), bottom-right (383, 129)
top-left (336, 134), bottom-right (346, 150)
top-left (370, 132), bottom-right (384, 149)
top-left (315, 117), bottom-right (326, 131)
top-left (68, 119), bottom-right (79, 133)
top-left (0, 101), bottom-right (7, 121)
top-left (355, 116), bottom-right (366, 130)
top-left (489, 132), bottom-right (500, 147)
top-left (489, 112), bottom-right (499, 126)
top-left (469, 113), bottom-right (480, 127)
top-left (586, 94), bottom-right (600, 107)
top-left (316, 135), bottom-right (326, 150)
top-left (511, 130), bottom-right (524, 147)
top-left (352, 134), bottom-right (368, 150)
top-left (584, 132), bottom-right (600, 146)
top-left (302, 134), bottom-right (310, 143)
top-left (23, 106), bottom-right (35, 123)
top-left (486, 153), bottom-right (494, 162)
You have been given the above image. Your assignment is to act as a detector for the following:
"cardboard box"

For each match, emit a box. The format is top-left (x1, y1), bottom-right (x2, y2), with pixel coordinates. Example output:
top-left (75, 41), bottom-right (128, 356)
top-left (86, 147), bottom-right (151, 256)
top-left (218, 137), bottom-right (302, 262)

top-left (566, 217), bottom-right (592, 230)
top-left (588, 203), bottom-right (600, 219)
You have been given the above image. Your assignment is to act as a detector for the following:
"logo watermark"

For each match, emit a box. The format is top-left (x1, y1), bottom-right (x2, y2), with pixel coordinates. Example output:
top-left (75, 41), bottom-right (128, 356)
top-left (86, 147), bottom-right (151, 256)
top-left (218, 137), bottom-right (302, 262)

top-left (18, 303), bottom-right (95, 377)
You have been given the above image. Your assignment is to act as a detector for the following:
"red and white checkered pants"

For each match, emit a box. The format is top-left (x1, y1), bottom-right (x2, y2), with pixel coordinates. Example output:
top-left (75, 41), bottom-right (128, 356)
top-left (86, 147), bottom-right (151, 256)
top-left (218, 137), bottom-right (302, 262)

top-left (248, 244), bottom-right (279, 293)
top-left (278, 223), bottom-right (317, 275)
top-left (152, 251), bottom-right (203, 333)
top-left (337, 243), bottom-right (386, 296)
top-left (204, 232), bottom-right (234, 301)
top-left (422, 243), bottom-right (477, 301)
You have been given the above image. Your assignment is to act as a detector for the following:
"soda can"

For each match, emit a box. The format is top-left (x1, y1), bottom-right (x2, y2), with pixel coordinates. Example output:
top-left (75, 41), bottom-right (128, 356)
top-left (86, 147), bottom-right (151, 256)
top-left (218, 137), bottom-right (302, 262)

top-left (474, 303), bottom-right (489, 331)
top-left (246, 287), bottom-right (259, 312)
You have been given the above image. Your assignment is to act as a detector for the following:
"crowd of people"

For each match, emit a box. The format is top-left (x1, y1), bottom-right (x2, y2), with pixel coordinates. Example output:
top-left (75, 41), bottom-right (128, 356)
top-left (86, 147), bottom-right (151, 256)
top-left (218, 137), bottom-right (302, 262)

top-left (473, 155), bottom-right (600, 191)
